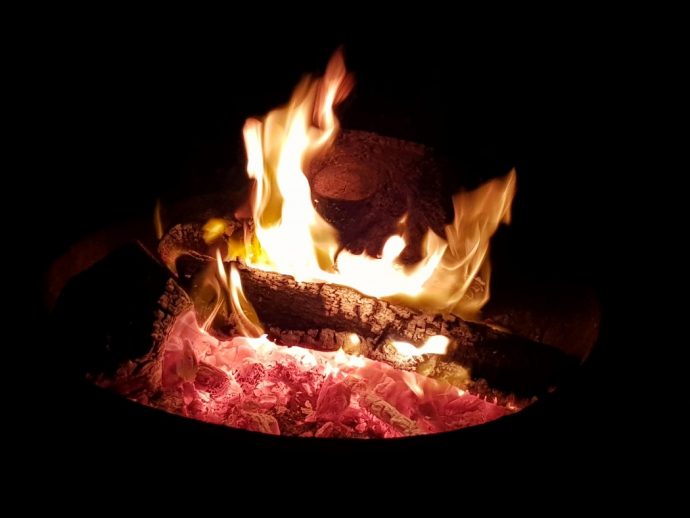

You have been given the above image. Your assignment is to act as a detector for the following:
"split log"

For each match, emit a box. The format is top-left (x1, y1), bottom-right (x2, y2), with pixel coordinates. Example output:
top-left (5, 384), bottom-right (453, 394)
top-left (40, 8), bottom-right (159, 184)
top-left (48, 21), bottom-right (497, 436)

top-left (158, 224), bottom-right (578, 398)
top-left (231, 262), bottom-right (577, 398)
top-left (51, 238), bottom-right (575, 407)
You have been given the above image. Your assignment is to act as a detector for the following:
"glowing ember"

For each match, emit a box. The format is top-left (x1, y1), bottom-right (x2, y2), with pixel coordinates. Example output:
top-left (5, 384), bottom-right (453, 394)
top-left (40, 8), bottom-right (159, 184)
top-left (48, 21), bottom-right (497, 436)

top-left (154, 310), bottom-right (509, 438)
top-left (217, 50), bottom-right (516, 319)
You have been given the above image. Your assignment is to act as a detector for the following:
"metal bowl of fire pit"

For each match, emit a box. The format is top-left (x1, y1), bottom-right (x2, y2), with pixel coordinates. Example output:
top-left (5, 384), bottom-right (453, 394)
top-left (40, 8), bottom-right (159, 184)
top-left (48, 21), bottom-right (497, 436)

top-left (44, 49), bottom-right (602, 452)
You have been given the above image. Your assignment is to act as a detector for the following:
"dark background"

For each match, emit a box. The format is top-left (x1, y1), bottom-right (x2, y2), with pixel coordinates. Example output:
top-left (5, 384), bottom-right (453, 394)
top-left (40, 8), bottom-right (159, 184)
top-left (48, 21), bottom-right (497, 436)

top-left (31, 18), bottom-right (632, 471)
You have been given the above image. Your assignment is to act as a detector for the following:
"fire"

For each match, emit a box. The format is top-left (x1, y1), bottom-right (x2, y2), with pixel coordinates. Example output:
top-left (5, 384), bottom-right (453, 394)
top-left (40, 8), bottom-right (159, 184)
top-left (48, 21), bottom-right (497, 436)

top-left (240, 52), bottom-right (352, 278)
top-left (215, 250), bottom-right (263, 338)
top-left (95, 53), bottom-right (530, 438)
top-left (204, 218), bottom-right (229, 244)
top-left (418, 171), bottom-right (516, 316)
top-left (188, 50), bottom-right (516, 374)
top-left (152, 309), bottom-right (510, 437)
top-left (391, 335), bottom-right (450, 357)
top-left (220, 50), bottom-right (516, 319)
top-left (154, 199), bottom-right (164, 240)
top-left (216, 247), bottom-right (456, 365)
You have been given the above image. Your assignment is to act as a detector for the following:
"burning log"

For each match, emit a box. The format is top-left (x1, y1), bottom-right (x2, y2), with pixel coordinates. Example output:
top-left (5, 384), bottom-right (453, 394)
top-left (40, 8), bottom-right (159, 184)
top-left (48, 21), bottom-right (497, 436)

top-left (231, 262), bottom-right (576, 398)
top-left (158, 224), bottom-right (577, 398)
top-left (307, 130), bottom-right (449, 262)
top-left (52, 241), bottom-right (521, 438)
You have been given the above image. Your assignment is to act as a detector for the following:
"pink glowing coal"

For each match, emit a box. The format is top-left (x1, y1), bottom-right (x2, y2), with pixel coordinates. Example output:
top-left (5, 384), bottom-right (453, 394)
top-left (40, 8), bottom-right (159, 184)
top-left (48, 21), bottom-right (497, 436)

top-left (147, 310), bottom-right (509, 438)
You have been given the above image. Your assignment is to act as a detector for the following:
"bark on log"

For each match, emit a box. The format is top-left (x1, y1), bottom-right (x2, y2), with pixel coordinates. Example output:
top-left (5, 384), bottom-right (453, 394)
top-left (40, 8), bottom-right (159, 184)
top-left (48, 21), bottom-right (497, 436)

top-left (231, 262), bottom-right (577, 397)
top-left (52, 239), bottom-right (574, 407)
top-left (158, 224), bottom-right (578, 398)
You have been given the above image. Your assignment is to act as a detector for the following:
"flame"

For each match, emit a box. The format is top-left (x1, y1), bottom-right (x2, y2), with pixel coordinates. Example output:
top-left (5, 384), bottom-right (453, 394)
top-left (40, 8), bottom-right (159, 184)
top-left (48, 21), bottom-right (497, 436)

top-left (216, 250), bottom-right (264, 338)
top-left (391, 335), bottom-right (450, 357)
top-left (400, 371), bottom-right (425, 397)
top-left (240, 51), bottom-right (351, 278)
top-left (203, 218), bottom-right (228, 244)
top-left (228, 263), bottom-right (264, 338)
top-left (201, 279), bottom-right (223, 333)
top-left (420, 170), bottom-right (516, 317)
top-left (225, 50), bottom-right (516, 318)
top-left (154, 199), bottom-right (164, 240)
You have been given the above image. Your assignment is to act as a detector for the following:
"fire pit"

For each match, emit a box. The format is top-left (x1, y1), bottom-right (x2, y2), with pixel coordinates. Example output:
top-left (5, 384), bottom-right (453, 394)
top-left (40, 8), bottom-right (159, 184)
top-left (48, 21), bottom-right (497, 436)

top-left (47, 50), bottom-right (600, 441)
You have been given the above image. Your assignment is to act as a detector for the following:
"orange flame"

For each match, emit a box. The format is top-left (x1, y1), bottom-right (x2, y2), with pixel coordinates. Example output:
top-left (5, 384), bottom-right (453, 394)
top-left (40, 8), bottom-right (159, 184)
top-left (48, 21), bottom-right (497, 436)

top-left (154, 199), bottom-right (164, 240)
top-left (240, 51), bottom-right (352, 277)
top-left (216, 250), bottom-right (264, 338)
top-left (419, 169), bottom-right (516, 316)
top-left (391, 335), bottom-right (450, 357)
top-left (225, 50), bottom-right (516, 319)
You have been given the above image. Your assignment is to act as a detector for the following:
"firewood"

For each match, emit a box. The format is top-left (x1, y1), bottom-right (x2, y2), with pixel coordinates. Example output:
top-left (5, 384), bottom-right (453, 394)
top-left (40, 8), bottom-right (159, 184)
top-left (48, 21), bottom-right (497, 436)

top-left (230, 262), bottom-right (576, 397)
top-left (158, 223), bottom-right (577, 398)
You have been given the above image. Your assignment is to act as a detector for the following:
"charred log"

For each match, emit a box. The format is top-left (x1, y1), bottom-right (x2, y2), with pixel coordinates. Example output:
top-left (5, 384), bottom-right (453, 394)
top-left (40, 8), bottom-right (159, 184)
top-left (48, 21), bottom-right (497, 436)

top-left (231, 262), bottom-right (577, 397)
top-left (159, 223), bottom-right (578, 398)
top-left (52, 238), bottom-right (576, 408)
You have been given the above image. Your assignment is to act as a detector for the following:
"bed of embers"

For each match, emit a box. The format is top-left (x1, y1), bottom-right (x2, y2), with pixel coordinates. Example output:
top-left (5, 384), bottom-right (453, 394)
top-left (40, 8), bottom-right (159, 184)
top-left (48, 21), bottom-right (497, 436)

top-left (52, 50), bottom-right (598, 440)
top-left (149, 310), bottom-right (508, 438)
